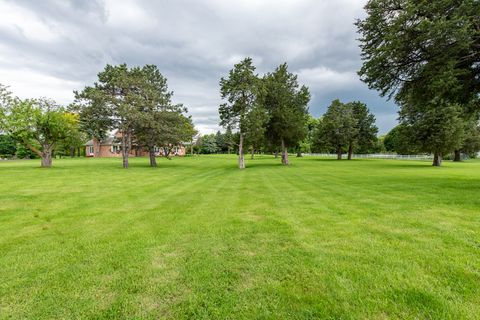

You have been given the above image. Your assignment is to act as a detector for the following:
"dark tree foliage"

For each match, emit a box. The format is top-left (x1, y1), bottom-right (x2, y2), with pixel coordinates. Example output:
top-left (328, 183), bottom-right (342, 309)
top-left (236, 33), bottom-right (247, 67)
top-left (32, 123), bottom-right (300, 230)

top-left (219, 58), bottom-right (263, 169)
top-left (132, 65), bottom-right (196, 167)
top-left (383, 124), bottom-right (419, 155)
top-left (76, 64), bottom-right (141, 168)
top-left (199, 134), bottom-right (219, 154)
top-left (263, 63), bottom-right (310, 165)
top-left (0, 134), bottom-right (16, 158)
top-left (356, 0), bottom-right (480, 104)
top-left (76, 64), bottom-right (195, 168)
top-left (315, 100), bottom-right (357, 160)
top-left (72, 87), bottom-right (113, 157)
top-left (357, 0), bottom-right (480, 165)
top-left (346, 101), bottom-right (378, 158)
top-left (399, 99), bottom-right (465, 166)
top-left (457, 116), bottom-right (480, 160)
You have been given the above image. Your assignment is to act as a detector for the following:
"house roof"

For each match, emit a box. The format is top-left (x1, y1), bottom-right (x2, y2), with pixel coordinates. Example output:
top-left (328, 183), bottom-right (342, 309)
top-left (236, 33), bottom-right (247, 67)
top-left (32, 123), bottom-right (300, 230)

top-left (85, 136), bottom-right (120, 146)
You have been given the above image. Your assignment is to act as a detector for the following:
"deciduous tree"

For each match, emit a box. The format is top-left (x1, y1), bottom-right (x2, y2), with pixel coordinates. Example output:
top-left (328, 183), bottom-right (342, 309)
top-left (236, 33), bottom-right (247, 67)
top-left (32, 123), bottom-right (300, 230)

top-left (0, 96), bottom-right (78, 167)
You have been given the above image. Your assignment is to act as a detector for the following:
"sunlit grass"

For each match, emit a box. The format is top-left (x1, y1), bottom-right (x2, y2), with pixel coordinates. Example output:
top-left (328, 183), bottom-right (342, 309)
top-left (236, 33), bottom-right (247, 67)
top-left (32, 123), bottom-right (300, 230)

top-left (1, 155), bottom-right (479, 319)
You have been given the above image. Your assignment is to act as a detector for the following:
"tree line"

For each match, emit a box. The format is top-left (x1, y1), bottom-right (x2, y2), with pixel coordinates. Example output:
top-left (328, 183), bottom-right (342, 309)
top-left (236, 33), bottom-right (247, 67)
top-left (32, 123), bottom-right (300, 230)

top-left (216, 58), bottom-right (382, 168)
top-left (0, 65), bottom-right (196, 168)
top-left (2, 0), bottom-right (479, 168)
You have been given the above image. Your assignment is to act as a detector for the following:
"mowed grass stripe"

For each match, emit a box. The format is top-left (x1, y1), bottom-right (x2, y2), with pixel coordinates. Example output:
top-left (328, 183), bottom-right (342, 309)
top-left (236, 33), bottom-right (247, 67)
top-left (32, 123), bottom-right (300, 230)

top-left (0, 156), bottom-right (479, 319)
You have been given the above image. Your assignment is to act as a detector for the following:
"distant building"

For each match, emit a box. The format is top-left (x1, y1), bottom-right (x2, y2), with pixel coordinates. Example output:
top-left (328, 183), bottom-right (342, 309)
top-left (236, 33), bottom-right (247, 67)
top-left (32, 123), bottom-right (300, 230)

top-left (85, 132), bottom-right (185, 157)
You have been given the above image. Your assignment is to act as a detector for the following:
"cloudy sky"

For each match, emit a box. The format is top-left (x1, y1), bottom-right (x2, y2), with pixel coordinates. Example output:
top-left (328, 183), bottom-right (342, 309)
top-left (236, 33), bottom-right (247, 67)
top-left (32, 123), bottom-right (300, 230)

top-left (0, 0), bottom-right (398, 134)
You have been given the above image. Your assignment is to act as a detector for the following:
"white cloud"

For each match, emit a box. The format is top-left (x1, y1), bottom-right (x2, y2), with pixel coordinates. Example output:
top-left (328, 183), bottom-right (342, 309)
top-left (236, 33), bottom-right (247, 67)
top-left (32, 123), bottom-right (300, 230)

top-left (0, 0), bottom-right (397, 134)
top-left (297, 66), bottom-right (359, 91)
top-left (0, 67), bottom-right (81, 104)
top-left (0, 1), bottom-right (60, 42)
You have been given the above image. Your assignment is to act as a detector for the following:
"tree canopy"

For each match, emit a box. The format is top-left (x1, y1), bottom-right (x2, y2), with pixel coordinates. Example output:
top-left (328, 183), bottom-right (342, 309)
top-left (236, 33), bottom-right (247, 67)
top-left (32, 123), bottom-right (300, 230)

top-left (76, 64), bottom-right (195, 168)
top-left (0, 88), bottom-right (79, 167)
top-left (219, 57), bottom-right (263, 169)
top-left (357, 0), bottom-right (480, 165)
top-left (314, 99), bottom-right (357, 160)
top-left (263, 63), bottom-right (310, 165)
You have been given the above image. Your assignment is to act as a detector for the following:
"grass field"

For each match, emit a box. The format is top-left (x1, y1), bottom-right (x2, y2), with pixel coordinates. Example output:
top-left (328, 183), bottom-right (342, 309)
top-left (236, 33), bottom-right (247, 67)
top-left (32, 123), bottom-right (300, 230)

top-left (1, 155), bottom-right (479, 319)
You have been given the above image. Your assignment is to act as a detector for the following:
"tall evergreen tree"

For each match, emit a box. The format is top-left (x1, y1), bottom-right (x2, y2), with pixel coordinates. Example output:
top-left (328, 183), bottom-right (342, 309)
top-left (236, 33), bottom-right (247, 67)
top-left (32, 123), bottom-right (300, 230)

top-left (76, 64), bottom-right (145, 168)
top-left (219, 58), bottom-right (263, 169)
top-left (263, 63), bottom-right (310, 165)
top-left (133, 65), bottom-right (195, 167)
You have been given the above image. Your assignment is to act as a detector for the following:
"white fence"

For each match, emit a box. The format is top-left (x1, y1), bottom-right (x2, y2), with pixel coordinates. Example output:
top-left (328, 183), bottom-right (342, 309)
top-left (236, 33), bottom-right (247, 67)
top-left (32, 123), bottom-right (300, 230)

top-left (302, 153), bottom-right (433, 160)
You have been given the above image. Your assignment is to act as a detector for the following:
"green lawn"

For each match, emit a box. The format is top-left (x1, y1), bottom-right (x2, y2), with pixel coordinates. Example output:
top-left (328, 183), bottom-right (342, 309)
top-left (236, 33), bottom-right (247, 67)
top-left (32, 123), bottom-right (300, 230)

top-left (1, 155), bottom-right (479, 319)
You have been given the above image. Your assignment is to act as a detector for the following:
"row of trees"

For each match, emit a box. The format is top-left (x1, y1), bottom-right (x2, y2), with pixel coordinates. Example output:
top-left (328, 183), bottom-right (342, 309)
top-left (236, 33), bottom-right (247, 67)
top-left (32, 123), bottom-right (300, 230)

top-left (219, 58), bottom-right (310, 169)
top-left (383, 122), bottom-right (480, 160)
top-left (197, 103), bottom-right (379, 157)
top-left (0, 64), bottom-right (197, 168)
top-left (356, 0), bottom-right (480, 166)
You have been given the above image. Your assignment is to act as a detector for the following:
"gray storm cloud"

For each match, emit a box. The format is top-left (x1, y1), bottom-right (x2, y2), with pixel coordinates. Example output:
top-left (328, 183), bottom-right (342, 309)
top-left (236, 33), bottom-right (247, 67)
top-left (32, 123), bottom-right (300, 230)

top-left (0, 0), bottom-right (398, 134)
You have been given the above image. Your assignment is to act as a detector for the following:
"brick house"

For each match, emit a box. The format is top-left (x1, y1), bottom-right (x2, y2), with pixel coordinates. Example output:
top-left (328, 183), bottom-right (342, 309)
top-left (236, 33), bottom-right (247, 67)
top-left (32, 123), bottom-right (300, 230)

top-left (85, 134), bottom-right (185, 157)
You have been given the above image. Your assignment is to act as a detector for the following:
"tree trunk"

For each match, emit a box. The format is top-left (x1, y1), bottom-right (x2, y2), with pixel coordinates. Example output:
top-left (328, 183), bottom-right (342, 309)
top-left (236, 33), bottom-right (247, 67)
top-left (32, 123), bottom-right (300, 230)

top-left (453, 150), bottom-right (461, 162)
top-left (337, 147), bottom-right (342, 160)
top-left (347, 142), bottom-right (353, 160)
top-left (433, 152), bottom-right (442, 166)
top-left (274, 150), bottom-right (278, 158)
top-left (121, 132), bottom-right (130, 169)
top-left (70, 147), bottom-right (75, 158)
top-left (251, 147), bottom-right (255, 159)
top-left (41, 146), bottom-right (53, 168)
top-left (281, 139), bottom-right (289, 165)
top-left (93, 138), bottom-right (101, 157)
top-left (149, 149), bottom-right (157, 167)
top-left (296, 149), bottom-right (302, 157)
top-left (238, 133), bottom-right (245, 169)
top-left (77, 147), bottom-right (81, 157)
